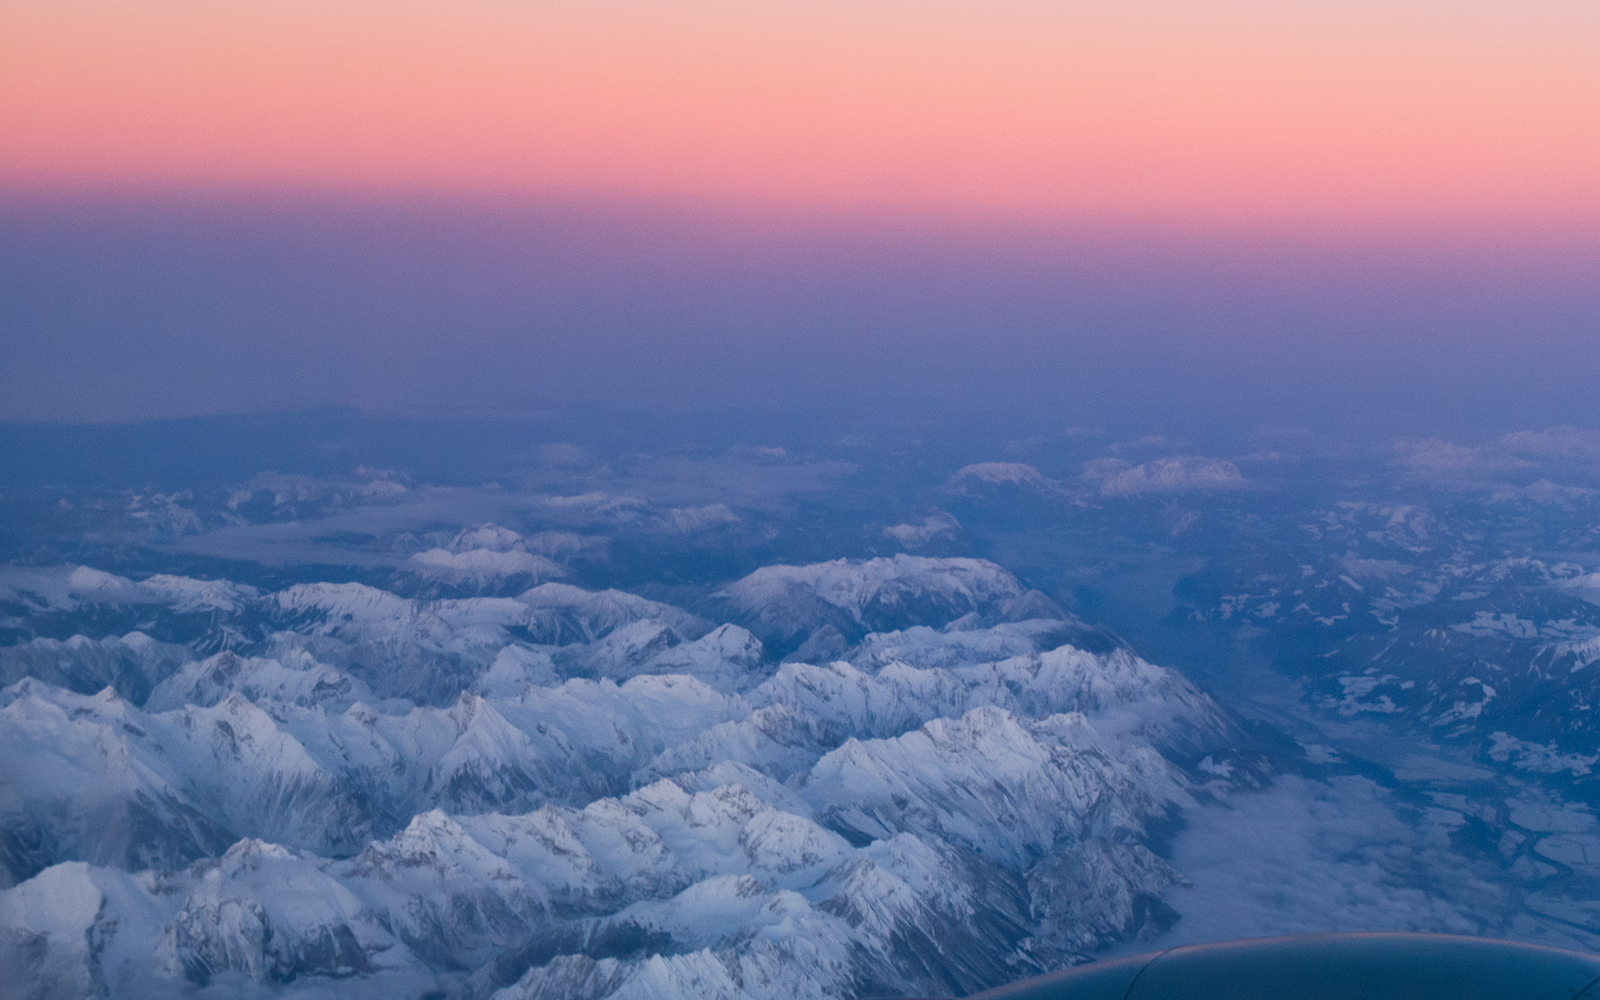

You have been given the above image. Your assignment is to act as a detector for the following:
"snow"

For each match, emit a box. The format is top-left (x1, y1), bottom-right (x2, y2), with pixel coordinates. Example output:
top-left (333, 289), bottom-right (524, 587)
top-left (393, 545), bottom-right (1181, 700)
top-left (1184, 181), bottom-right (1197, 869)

top-left (1, 562), bottom-right (1254, 1000)
top-left (0, 564), bottom-right (255, 614)
top-left (451, 524), bottom-right (527, 553)
top-left (0, 631), bottom-right (192, 702)
top-left (146, 650), bottom-right (368, 712)
top-left (719, 555), bottom-right (1023, 635)
top-left (948, 462), bottom-right (1048, 486)
top-left (659, 504), bottom-right (740, 534)
top-left (407, 548), bottom-right (566, 583)
top-left (137, 574), bottom-right (260, 614)
top-left (803, 707), bottom-right (1184, 868)
top-left (641, 624), bottom-right (765, 692)
top-left (882, 510), bottom-right (959, 548)
top-left (516, 583), bottom-right (709, 645)
top-left (850, 618), bottom-right (1064, 671)
top-left (1085, 456), bottom-right (1246, 496)
top-left (0, 860), bottom-right (104, 935)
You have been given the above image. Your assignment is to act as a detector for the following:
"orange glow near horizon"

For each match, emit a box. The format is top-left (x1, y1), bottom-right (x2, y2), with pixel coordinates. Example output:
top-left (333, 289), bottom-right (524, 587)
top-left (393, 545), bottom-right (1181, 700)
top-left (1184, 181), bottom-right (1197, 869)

top-left (3, 1), bottom-right (1598, 224)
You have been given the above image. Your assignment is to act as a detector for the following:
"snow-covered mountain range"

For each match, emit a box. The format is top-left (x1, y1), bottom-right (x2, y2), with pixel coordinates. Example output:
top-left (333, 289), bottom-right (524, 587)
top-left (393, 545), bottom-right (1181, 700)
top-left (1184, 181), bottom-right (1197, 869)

top-left (0, 554), bottom-right (1258, 1000)
top-left (10, 418), bottom-right (1600, 995)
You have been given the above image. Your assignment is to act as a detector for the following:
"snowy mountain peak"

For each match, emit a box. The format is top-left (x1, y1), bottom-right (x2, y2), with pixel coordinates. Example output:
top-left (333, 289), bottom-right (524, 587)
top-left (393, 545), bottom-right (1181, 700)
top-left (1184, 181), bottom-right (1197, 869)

top-left (453, 524), bottom-right (528, 553)
top-left (722, 555), bottom-right (1023, 625)
top-left (804, 706), bottom-right (1182, 867)
top-left (2, 553), bottom-right (1264, 1000)
top-left (717, 556), bottom-right (1028, 655)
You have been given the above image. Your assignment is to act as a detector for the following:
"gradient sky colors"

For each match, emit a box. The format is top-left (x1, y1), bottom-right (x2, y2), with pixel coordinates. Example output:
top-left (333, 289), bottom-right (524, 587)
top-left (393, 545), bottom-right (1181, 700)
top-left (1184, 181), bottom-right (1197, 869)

top-left (4, 0), bottom-right (1599, 224)
top-left (3, 2), bottom-right (1598, 432)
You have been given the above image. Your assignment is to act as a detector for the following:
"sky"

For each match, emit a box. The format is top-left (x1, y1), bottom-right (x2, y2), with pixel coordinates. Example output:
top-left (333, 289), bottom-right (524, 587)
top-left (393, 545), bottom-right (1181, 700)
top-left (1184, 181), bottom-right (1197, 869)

top-left (5, 0), bottom-right (1599, 222)
top-left (2, 0), bottom-right (1597, 433)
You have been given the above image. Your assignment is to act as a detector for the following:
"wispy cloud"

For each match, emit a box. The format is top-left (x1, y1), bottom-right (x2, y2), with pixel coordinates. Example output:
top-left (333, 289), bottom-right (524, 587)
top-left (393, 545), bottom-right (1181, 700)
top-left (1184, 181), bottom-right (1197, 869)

top-left (1084, 457), bottom-right (1246, 496)
top-left (1389, 428), bottom-right (1600, 488)
top-left (948, 462), bottom-right (1050, 488)
top-left (883, 510), bottom-right (959, 549)
top-left (1388, 439), bottom-right (1534, 480)
top-left (659, 504), bottom-right (741, 534)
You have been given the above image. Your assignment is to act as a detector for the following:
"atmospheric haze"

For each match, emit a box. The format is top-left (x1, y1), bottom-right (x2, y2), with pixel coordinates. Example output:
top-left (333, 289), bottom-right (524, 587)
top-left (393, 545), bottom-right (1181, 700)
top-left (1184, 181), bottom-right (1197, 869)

top-left (3, 196), bottom-right (1597, 439)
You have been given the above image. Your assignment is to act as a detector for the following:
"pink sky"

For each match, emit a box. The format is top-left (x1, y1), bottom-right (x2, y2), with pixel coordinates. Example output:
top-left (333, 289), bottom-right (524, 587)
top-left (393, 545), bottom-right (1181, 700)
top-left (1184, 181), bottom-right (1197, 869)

top-left (3, 1), bottom-right (1598, 225)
